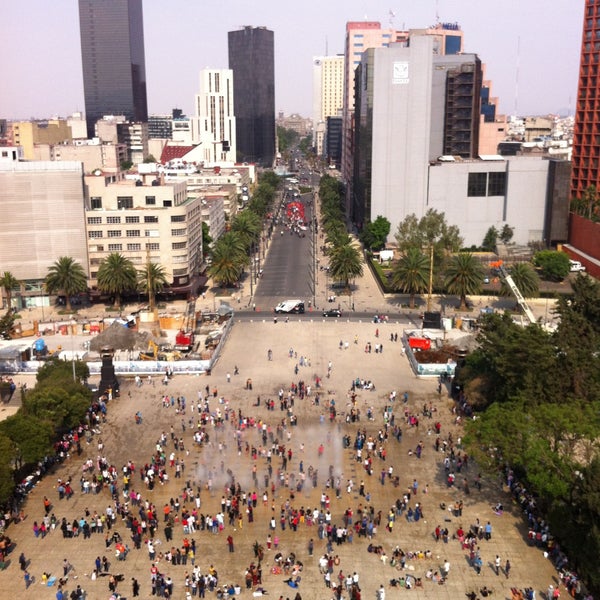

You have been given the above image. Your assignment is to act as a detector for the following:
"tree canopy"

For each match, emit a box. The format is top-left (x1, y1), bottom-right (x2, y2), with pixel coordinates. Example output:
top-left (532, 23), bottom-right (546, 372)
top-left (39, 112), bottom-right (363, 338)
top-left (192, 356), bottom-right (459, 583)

top-left (360, 216), bottom-right (391, 251)
top-left (45, 256), bottom-right (88, 312)
top-left (533, 250), bottom-right (571, 281)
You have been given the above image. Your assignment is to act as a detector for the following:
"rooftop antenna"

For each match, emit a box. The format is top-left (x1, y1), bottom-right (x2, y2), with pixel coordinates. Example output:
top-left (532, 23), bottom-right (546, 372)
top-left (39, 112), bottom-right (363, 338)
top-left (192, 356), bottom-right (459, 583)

top-left (388, 9), bottom-right (396, 29)
top-left (325, 36), bottom-right (328, 56)
top-left (435, 0), bottom-right (440, 25)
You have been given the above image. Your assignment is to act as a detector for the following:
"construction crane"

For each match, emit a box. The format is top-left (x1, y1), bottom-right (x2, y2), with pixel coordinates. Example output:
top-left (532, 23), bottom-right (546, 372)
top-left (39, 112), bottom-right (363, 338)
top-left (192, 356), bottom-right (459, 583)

top-left (490, 260), bottom-right (536, 325)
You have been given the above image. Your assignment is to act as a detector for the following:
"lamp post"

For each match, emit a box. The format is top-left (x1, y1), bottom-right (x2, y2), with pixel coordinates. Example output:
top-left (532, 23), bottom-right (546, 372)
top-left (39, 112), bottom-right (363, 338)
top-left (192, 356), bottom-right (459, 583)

top-left (426, 244), bottom-right (434, 313)
top-left (70, 319), bottom-right (77, 382)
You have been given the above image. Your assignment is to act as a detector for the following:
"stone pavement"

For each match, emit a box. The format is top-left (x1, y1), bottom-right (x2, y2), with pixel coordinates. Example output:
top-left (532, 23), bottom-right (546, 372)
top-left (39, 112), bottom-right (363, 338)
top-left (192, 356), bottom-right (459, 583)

top-left (0, 317), bottom-right (564, 600)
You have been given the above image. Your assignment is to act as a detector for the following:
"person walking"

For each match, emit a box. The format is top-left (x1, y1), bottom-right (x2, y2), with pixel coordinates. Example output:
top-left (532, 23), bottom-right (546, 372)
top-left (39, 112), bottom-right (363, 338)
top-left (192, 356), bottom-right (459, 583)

top-left (505, 559), bottom-right (511, 578)
top-left (132, 577), bottom-right (140, 597)
top-left (227, 535), bottom-right (234, 553)
top-left (494, 555), bottom-right (501, 576)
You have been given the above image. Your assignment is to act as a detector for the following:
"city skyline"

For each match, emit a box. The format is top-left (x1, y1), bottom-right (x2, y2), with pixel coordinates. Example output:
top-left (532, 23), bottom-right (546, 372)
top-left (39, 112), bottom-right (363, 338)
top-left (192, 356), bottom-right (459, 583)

top-left (0, 0), bottom-right (583, 121)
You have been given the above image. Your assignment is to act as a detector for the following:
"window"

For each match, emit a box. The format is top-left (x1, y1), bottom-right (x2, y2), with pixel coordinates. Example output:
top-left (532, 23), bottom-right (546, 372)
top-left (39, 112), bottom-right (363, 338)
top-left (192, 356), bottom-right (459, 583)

top-left (88, 230), bottom-right (102, 239)
top-left (467, 172), bottom-right (487, 197)
top-left (144, 215), bottom-right (159, 223)
top-left (108, 230), bottom-right (121, 238)
top-left (171, 228), bottom-right (186, 236)
top-left (145, 195), bottom-right (156, 205)
top-left (172, 241), bottom-right (187, 250)
top-left (107, 216), bottom-right (121, 224)
top-left (108, 244), bottom-right (122, 251)
top-left (146, 243), bottom-right (160, 251)
top-left (145, 230), bottom-right (160, 237)
top-left (117, 196), bottom-right (133, 209)
top-left (126, 230), bottom-right (141, 237)
top-left (91, 196), bottom-right (102, 209)
top-left (125, 216), bottom-right (140, 223)
top-left (89, 245), bottom-right (104, 252)
top-left (487, 172), bottom-right (507, 196)
top-left (163, 200), bottom-right (172, 207)
top-left (171, 215), bottom-right (185, 222)
top-left (87, 216), bottom-right (102, 225)
top-left (127, 243), bottom-right (142, 251)
top-left (90, 271), bottom-right (98, 278)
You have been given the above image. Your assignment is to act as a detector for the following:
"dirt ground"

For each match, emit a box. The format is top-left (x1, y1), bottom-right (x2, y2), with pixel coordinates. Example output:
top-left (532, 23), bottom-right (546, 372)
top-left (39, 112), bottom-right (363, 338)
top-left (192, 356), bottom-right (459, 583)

top-left (0, 318), bottom-right (561, 600)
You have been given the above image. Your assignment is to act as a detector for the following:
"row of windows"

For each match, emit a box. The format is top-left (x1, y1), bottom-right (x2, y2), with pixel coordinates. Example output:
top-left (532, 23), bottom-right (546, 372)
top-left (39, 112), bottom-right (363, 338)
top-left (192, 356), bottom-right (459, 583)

top-left (88, 230), bottom-right (163, 239)
top-left (87, 215), bottom-right (159, 225)
top-left (467, 172), bottom-right (507, 197)
top-left (89, 243), bottom-right (160, 253)
top-left (90, 196), bottom-right (160, 210)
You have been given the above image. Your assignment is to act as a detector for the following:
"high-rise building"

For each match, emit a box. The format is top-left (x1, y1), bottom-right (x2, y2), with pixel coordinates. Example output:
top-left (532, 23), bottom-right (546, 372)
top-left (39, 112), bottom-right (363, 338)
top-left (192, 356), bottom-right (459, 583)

top-left (228, 26), bottom-right (275, 166)
top-left (566, 0), bottom-right (600, 277)
top-left (312, 55), bottom-right (344, 155)
top-left (192, 69), bottom-right (237, 166)
top-left (79, 0), bottom-right (148, 138)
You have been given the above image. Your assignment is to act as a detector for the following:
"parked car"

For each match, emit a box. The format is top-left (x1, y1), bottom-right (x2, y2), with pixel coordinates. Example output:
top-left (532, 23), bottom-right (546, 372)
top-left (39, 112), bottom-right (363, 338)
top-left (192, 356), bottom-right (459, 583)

top-left (569, 260), bottom-right (586, 272)
top-left (323, 309), bottom-right (342, 317)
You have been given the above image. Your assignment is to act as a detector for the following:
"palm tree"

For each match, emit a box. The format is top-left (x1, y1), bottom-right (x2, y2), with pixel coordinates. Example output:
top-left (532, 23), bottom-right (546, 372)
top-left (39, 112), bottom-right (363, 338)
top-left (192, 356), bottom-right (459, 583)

top-left (391, 248), bottom-right (429, 309)
top-left (328, 243), bottom-right (364, 290)
top-left (138, 262), bottom-right (168, 312)
top-left (45, 256), bottom-right (88, 312)
top-left (209, 232), bottom-right (247, 287)
top-left (97, 253), bottom-right (137, 309)
top-left (500, 263), bottom-right (540, 305)
top-left (230, 210), bottom-right (261, 250)
top-left (444, 252), bottom-right (484, 311)
top-left (0, 271), bottom-right (20, 312)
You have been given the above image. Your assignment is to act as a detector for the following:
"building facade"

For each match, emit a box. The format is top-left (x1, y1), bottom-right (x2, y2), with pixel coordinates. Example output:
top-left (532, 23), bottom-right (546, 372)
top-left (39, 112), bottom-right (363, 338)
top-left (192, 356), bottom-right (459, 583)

top-left (228, 26), bottom-right (275, 166)
top-left (9, 120), bottom-right (73, 160)
top-left (84, 175), bottom-right (203, 296)
top-left (312, 55), bottom-right (344, 154)
top-left (79, 0), bottom-right (148, 138)
top-left (192, 69), bottom-right (237, 165)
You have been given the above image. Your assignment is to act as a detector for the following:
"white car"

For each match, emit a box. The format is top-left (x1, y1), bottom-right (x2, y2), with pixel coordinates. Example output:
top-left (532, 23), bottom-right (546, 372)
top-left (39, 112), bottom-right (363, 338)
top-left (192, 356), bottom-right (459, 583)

top-left (569, 260), bottom-right (586, 273)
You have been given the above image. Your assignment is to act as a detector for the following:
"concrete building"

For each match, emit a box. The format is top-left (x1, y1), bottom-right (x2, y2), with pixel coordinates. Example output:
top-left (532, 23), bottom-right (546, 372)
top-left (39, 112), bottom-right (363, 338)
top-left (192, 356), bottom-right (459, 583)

top-left (228, 26), bottom-right (275, 166)
top-left (524, 116), bottom-right (554, 142)
top-left (0, 153), bottom-right (88, 291)
top-left (326, 117), bottom-right (343, 169)
top-left (67, 112), bottom-right (88, 139)
top-left (79, 0), bottom-right (148, 138)
top-left (312, 55), bottom-right (344, 154)
top-left (95, 116), bottom-right (148, 165)
top-left (352, 37), bottom-right (566, 248)
top-left (84, 174), bottom-right (204, 296)
top-left (192, 69), bottom-right (237, 165)
top-left (9, 120), bottom-right (72, 160)
top-left (148, 114), bottom-right (173, 140)
top-left (34, 139), bottom-right (127, 174)
top-left (201, 196), bottom-right (227, 242)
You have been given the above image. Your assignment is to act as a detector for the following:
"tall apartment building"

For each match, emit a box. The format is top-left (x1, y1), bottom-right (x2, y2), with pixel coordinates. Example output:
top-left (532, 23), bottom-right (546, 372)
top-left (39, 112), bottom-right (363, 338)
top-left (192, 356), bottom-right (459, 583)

top-left (192, 69), bottom-right (237, 165)
top-left (79, 0), bottom-right (148, 138)
top-left (0, 154), bottom-right (88, 287)
top-left (228, 26), bottom-right (275, 166)
top-left (84, 175), bottom-right (203, 296)
top-left (312, 55), bottom-right (344, 155)
top-left (566, 0), bottom-right (600, 277)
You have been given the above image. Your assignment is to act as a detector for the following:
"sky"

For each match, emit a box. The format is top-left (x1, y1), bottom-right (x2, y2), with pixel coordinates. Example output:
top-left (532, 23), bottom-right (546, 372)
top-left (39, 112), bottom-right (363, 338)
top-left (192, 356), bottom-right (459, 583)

top-left (0, 0), bottom-right (583, 121)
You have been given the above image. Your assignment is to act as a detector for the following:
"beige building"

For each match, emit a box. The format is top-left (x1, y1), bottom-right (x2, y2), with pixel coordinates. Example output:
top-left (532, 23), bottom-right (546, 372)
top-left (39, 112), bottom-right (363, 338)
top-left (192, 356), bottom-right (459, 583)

top-left (84, 174), bottom-right (204, 296)
top-left (201, 196), bottom-right (226, 242)
top-left (524, 116), bottom-right (553, 142)
top-left (0, 153), bottom-right (88, 286)
top-left (9, 119), bottom-right (73, 160)
top-left (312, 55), bottom-right (344, 154)
top-left (34, 140), bottom-right (126, 174)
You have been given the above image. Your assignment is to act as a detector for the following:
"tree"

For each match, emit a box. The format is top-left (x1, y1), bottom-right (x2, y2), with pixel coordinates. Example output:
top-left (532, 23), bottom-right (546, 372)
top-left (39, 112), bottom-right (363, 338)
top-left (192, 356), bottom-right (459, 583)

top-left (231, 210), bottom-right (261, 250)
top-left (499, 263), bottom-right (539, 300)
top-left (0, 271), bottom-right (19, 311)
top-left (499, 224), bottom-right (514, 244)
top-left (533, 250), bottom-right (570, 281)
top-left (443, 252), bottom-right (484, 310)
top-left (328, 243), bottom-right (363, 289)
top-left (481, 226), bottom-right (498, 252)
top-left (277, 127), bottom-right (299, 153)
top-left (0, 432), bottom-right (16, 504)
top-left (45, 256), bottom-right (88, 312)
top-left (0, 310), bottom-right (16, 340)
top-left (360, 216), bottom-right (391, 251)
top-left (97, 253), bottom-right (137, 309)
top-left (0, 412), bottom-right (54, 469)
top-left (209, 232), bottom-right (247, 287)
top-left (138, 262), bottom-right (168, 312)
top-left (144, 154), bottom-right (157, 163)
top-left (390, 248), bottom-right (429, 308)
top-left (202, 222), bottom-right (213, 251)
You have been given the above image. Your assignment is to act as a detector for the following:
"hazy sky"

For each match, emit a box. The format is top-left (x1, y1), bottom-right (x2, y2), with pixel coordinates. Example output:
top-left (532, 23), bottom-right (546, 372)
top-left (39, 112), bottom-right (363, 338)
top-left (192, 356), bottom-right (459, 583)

top-left (0, 0), bottom-right (583, 121)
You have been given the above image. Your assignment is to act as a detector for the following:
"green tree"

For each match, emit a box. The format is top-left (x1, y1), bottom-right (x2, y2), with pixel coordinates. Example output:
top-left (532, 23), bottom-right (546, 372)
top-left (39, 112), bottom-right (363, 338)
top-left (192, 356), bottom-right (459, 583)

top-left (277, 127), bottom-right (299, 153)
top-left (481, 226), bottom-right (498, 252)
top-left (0, 310), bottom-right (16, 339)
top-left (231, 210), bottom-right (261, 250)
top-left (328, 243), bottom-right (363, 289)
top-left (499, 262), bottom-right (539, 301)
top-left (97, 253), bottom-right (137, 309)
top-left (499, 224), bottom-right (514, 244)
top-left (120, 160), bottom-right (133, 171)
top-left (138, 262), bottom-right (168, 313)
top-left (23, 386), bottom-right (90, 432)
top-left (390, 248), bottom-right (429, 308)
top-left (533, 250), bottom-right (570, 281)
top-left (0, 271), bottom-right (19, 311)
top-left (36, 356), bottom-right (90, 386)
top-left (45, 256), bottom-right (88, 312)
top-left (144, 154), bottom-right (157, 163)
top-left (360, 216), bottom-right (391, 251)
top-left (202, 222), bottom-right (213, 252)
top-left (443, 252), bottom-right (484, 310)
top-left (209, 232), bottom-right (247, 287)
top-left (0, 413), bottom-right (54, 469)
top-left (0, 432), bottom-right (16, 504)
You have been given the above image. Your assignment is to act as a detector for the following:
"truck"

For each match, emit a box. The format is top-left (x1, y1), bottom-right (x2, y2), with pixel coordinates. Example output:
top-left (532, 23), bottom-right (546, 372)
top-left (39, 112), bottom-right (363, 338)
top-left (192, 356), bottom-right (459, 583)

top-left (274, 300), bottom-right (305, 314)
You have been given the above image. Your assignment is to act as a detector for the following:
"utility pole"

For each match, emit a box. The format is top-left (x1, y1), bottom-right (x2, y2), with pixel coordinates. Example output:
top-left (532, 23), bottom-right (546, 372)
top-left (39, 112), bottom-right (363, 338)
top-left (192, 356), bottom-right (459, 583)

top-left (427, 244), bottom-right (434, 313)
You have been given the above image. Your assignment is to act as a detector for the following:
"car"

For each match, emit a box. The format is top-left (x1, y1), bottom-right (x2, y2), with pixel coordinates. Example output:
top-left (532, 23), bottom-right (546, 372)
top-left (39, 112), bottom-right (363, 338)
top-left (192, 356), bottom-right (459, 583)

top-left (274, 300), bottom-right (305, 314)
top-left (569, 260), bottom-right (586, 272)
top-left (323, 309), bottom-right (342, 318)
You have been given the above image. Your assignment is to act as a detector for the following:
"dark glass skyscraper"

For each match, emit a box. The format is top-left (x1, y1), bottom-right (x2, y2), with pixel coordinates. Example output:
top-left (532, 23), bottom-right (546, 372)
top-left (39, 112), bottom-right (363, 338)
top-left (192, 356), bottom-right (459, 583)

top-left (228, 26), bottom-right (275, 166)
top-left (79, 0), bottom-right (148, 138)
